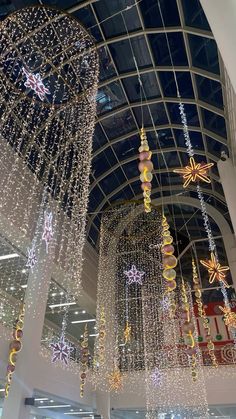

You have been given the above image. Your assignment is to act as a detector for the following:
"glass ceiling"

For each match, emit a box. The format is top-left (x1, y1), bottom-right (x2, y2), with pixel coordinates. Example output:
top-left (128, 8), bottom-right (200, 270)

top-left (0, 1), bottom-right (231, 259)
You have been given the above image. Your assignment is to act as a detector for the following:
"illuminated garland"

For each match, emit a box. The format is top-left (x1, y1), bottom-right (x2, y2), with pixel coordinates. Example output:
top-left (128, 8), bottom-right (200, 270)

top-left (98, 307), bottom-right (106, 365)
top-left (5, 304), bottom-right (25, 397)
top-left (192, 260), bottom-right (218, 367)
top-left (138, 127), bottom-right (153, 213)
top-left (177, 99), bottom-right (230, 308)
top-left (162, 215), bottom-right (177, 314)
top-left (80, 323), bottom-right (89, 398)
top-left (180, 280), bottom-right (197, 381)
top-left (0, 5), bottom-right (99, 302)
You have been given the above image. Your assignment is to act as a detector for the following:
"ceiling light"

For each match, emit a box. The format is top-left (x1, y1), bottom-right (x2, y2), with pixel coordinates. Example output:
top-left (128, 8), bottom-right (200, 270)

top-left (38, 404), bottom-right (71, 409)
top-left (50, 400), bottom-right (54, 403)
top-left (21, 284), bottom-right (27, 289)
top-left (34, 398), bottom-right (48, 401)
top-left (89, 333), bottom-right (98, 337)
top-left (0, 253), bottom-right (19, 261)
top-left (21, 269), bottom-right (27, 274)
top-left (71, 319), bottom-right (95, 324)
top-left (75, 311), bottom-right (79, 315)
top-left (136, 411), bottom-right (139, 414)
top-left (64, 412), bottom-right (93, 415)
top-left (82, 310), bottom-right (86, 314)
top-left (0, 389), bottom-right (5, 393)
top-left (49, 302), bottom-right (76, 309)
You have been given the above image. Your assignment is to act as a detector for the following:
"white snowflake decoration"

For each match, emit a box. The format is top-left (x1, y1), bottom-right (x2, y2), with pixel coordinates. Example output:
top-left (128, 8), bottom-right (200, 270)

top-left (161, 295), bottom-right (171, 311)
top-left (150, 367), bottom-right (163, 387)
top-left (42, 211), bottom-right (53, 253)
top-left (23, 67), bottom-right (50, 101)
top-left (26, 245), bottom-right (37, 269)
top-left (124, 265), bottom-right (145, 285)
top-left (50, 335), bottom-right (73, 366)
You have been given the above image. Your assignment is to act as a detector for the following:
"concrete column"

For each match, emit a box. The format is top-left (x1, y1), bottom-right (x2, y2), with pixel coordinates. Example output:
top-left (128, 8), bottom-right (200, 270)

top-left (217, 157), bottom-right (236, 289)
top-left (2, 238), bottom-right (55, 419)
top-left (200, 0), bottom-right (236, 94)
top-left (96, 389), bottom-right (111, 419)
top-left (217, 157), bottom-right (236, 237)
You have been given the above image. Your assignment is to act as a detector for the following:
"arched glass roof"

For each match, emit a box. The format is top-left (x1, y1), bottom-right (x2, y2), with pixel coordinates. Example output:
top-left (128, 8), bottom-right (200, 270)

top-left (1, 0), bottom-right (232, 267)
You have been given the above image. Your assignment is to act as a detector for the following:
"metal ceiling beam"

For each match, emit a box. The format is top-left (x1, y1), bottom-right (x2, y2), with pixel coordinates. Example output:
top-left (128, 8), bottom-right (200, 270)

top-left (96, 97), bottom-right (224, 123)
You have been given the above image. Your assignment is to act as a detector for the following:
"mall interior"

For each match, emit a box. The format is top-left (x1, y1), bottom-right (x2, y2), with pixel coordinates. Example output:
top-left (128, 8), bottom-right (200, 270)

top-left (0, 0), bottom-right (236, 418)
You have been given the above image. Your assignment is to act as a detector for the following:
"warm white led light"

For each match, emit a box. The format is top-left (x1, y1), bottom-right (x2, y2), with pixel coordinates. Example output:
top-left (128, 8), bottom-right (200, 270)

top-left (49, 302), bottom-right (76, 309)
top-left (38, 404), bottom-right (71, 409)
top-left (64, 412), bottom-right (94, 415)
top-left (71, 319), bottom-right (96, 324)
top-left (0, 253), bottom-right (19, 261)
top-left (34, 398), bottom-right (48, 401)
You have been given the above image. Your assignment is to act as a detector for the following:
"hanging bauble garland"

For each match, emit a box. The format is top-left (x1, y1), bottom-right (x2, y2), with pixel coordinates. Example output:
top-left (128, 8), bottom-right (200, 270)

top-left (192, 260), bottom-right (218, 367)
top-left (80, 324), bottom-right (89, 398)
top-left (138, 127), bottom-right (153, 213)
top-left (161, 215), bottom-right (177, 314)
top-left (5, 304), bottom-right (25, 397)
top-left (180, 280), bottom-right (197, 381)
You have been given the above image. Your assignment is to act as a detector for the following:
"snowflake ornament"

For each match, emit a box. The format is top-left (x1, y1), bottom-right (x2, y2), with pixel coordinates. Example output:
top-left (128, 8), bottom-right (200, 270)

top-left (42, 211), bottom-right (53, 253)
top-left (161, 295), bottom-right (171, 311)
top-left (50, 336), bottom-right (72, 366)
top-left (23, 67), bottom-right (50, 101)
top-left (150, 367), bottom-right (163, 387)
top-left (124, 265), bottom-right (145, 285)
top-left (26, 245), bottom-right (37, 269)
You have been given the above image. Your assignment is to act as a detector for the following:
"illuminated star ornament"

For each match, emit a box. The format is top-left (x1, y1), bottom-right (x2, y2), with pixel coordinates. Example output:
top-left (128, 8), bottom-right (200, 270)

top-left (42, 211), bottom-right (53, 253)
top-left (26, 245), bottom-right (37, 269)
top-left (151, 367), bottom-right (163, 387)
top-left (173, 157), bottom-right (214, 188)
top-left (23, 67), bottom-right (50, 101)
top-left (108, 367), bottom-right (122, 392)
top-left (124, 265), bottom-right (145, 285)
top-left (50, 336), bottom-right (72, 366)
top-left (219, 306), bottom-right (236, 330)
top-left (200, 252), bottom-right (230, 287)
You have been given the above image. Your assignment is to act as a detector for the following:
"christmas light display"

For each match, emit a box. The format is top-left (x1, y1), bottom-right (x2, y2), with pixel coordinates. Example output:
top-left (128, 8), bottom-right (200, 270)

top-left (200, 252), bottom-right (230, 287)
top-left (173, 157), bottom-right (214, 188)
top-left (93, 203), bottom-right (208, 417)
top-left (23, 67), bottom-right (50, 101)
top-left (5, 304), bottom-right (25, 397)
top-left (219, 306), bottom-right (236, 331)
top-left (42, 211), bottom-right (53, 254)
top-left (124, 265), bottom-right (145, 285)
top-left (192, 260), bottom-right (218, 367)
top-left (0, 5), bottom-right (99, 301)
top-left (180, 279), bottom-right (197, 381)
top-left (50, 336), bottom-right (72, 366)
top-left (80, 323), bottom-right (89, 398)
top-left (161, 215), bottom-right (177, 316)
top-left (26, 245), bottom-right (37, 270)
top-left (138, 127), bottom-right (153, 213)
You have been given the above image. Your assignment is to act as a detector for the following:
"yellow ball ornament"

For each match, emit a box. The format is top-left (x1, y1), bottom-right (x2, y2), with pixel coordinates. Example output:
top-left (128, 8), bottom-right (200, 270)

top-left (163, 268), bottom-right (176, 281)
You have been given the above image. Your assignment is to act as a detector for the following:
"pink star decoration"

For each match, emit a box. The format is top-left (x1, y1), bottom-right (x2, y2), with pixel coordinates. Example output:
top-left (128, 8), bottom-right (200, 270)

top-left (42, 211), bottom-right (53, 253)
top-left (23, 67), bottom-right (50, 101)
top-left (50, 336), bottom-right (72, 366)
top-left (124, 265), bottom-right (145, 285)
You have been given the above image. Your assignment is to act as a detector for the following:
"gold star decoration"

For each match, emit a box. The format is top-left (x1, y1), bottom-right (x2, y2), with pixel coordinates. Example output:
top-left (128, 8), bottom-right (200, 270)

top-left (124, 321), bottom-right (131, 344)
top-left (200, 252), bottom-right (230, 287)
top-left (108, 367), bottom-right (122, 392)
top-left (173, 157), bottom-right (214, 188)
top-left (219, 306), bottom-right (236, 330)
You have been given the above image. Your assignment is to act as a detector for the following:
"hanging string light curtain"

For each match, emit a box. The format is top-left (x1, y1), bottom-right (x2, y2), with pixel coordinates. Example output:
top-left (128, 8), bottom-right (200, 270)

top-left (0, 6), bottom-right (99, 299)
